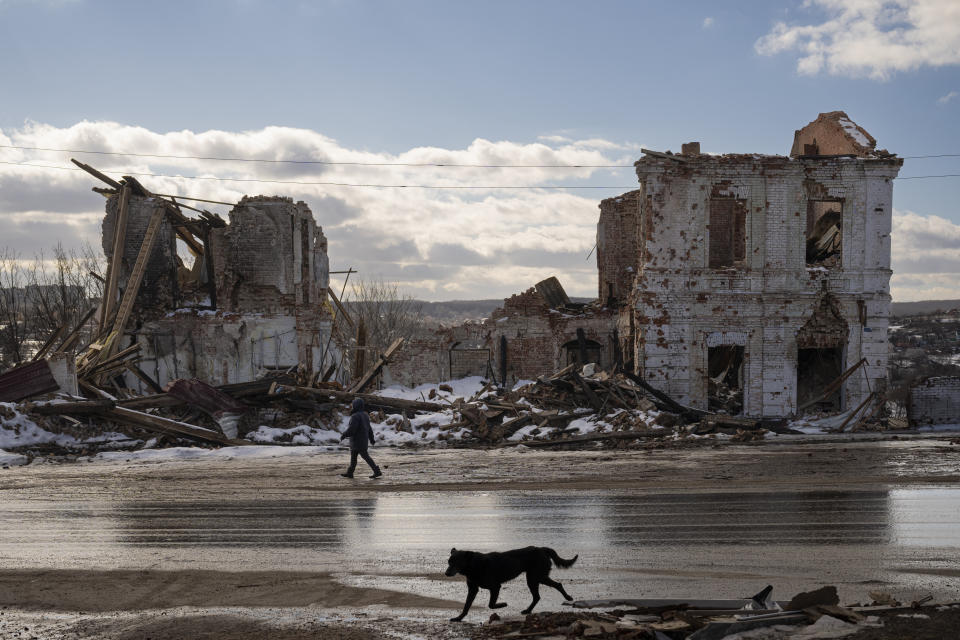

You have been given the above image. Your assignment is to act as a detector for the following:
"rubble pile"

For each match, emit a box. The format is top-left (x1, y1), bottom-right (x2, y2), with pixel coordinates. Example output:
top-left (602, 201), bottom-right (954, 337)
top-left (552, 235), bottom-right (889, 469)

top-left (471, 588), bottom-right (960, 640)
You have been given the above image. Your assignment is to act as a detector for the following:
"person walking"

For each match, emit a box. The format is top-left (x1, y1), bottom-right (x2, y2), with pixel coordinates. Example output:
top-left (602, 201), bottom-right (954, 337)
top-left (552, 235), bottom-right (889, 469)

top-left (340, 397), bottom-right (382, 479)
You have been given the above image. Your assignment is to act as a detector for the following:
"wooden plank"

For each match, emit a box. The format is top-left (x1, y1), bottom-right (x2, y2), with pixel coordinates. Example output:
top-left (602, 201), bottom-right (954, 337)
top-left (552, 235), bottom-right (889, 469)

top-left (618, 368), bottom-right (706, 419)
top-left (71, 159), bottom-right (122, 189)
top-left (275, 384), bottom-right (446, 413)
top-left (175, 226), bottom-right (204, 256)
top-left (107, 406), bottom-right (248, 445)
top-left (349, 337), bottom-right (404, 393)
top-left (101, 206), bottom-right (166, 364)
top-left (124, 362), bottom-right (165, 395)
top-left (31, 399), bottom-right (115, 415)
top-left (55, 307), bottom-right (97, 354)
top-left (327, 288), bottom-right (355, 331)
top-left (518, 430), bottom-right (667, 448)
top-left (569, 370), bottom-right (603, 412)
top-left (31, 321), bottom-right (69, 362)
top-left (87, 344), bottom-right (141, 375)
top-left (797, 358), bottom-right (866, 413)
top-left (101, 184), bottom-right (130, 329)
top-left (640, 148), bottom-right (690, 163)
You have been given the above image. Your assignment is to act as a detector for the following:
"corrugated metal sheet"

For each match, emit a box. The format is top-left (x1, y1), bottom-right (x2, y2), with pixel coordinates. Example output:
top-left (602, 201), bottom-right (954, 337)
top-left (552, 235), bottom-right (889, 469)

top-left (0, 360), bottom-right (59, 402)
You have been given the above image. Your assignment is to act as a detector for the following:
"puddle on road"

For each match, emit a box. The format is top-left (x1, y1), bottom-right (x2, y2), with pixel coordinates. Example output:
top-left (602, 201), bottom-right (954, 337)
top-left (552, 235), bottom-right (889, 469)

top-left (2, 488), bottom-right (959, 605)
top-left (2, 488), bottom-right (958, 549)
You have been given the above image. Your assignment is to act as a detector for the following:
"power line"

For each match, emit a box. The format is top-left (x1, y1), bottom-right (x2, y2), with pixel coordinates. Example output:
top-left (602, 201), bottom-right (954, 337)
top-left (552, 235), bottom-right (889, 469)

top-left (0, 161), bottom-right (635, 189)
top-left (2, 142), bottom-right (957, 167)
top-left (0, 144), bottom-right (628, 168)
top-left (0, 160), bottom-right (956, 188)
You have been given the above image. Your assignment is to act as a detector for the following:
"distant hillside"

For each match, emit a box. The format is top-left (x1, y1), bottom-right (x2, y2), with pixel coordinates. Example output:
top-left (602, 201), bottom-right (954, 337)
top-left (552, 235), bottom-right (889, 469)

top-left (417, 298), bottom-right (960, 324)
top-left (891, 300), bottom-right (960, 317)
top-left (418, 297), bottom-right (594, 325)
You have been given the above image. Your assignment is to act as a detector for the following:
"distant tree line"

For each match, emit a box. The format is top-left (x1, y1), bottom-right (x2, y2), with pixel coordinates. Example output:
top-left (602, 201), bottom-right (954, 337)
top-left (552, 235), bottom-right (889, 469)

top-left (0, 244), bottom-right (104, 370)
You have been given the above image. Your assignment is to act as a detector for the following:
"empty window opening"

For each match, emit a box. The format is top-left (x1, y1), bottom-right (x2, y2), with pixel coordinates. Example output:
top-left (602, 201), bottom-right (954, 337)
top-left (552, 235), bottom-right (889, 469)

top-left (174, 234), bottom-right (208, 304)
top-left (806, 200), bottom-right (842, 268)
top-left (797, 347), bottom-right (843, 412)
top-left (708, 198), bottom-right (747, 269)
top-left (563, 336), bottom-right (602, 368)
top-left (300, 219), bottom-right (311, 304)
top-left (708, 345), bottom-right (744, 414)
top-left (449, 347), bottom-right (492, 379)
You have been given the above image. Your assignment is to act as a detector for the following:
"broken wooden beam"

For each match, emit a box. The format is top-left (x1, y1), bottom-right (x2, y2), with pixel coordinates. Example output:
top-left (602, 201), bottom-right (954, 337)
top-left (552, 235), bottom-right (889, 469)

top-left (98, 206), bottom-right (166, 369)
top-left (618, 368), bottom-right (706, 420)
top-left (349, 337), bottom-right (404, 393)
top-left (640, 148), bottom-right (690, 163)
top-left (100, 183), bottom-right (130, 330)
top-left (274, 384), bottom-right (446, 413)
top-left (116, 375), bottom-right (297, 410)
top-left (71, 159), bottom-right (122, 189)
top-left (327, 288), bottom-right (356, 331)
top-left (30, 399), bottom-right (115, 415)
top-left (106, 406), bottom-right (248, 446)
top-left (797, 358), bottom-right (867, 413)
top-left (569, 370), bottom-right (603, 412)
top-left (124, 362), bottom-right (165, 395)
top-left (55, 307), bottom-right (98, 354)
top-left (30, 322), bottom-right (69, 363)
top-left (518, 430), bottom-right (665, 447)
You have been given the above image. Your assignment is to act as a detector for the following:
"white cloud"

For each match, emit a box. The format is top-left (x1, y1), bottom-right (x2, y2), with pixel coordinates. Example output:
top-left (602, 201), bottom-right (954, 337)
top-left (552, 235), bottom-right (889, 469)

top-left (0, 121), bottom-right (636, 300)
top-left (755, 0), bottom-right (960, 80)
top-left (702, 16), bottom-right (714, 29)
top-left (937, 90), bottom-right (958, 104)
top-left (891, 209), bottom-right (960, 300)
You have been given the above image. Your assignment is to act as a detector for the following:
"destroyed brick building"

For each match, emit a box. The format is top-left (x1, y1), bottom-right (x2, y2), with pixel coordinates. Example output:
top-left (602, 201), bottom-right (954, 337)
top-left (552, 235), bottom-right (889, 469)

top-left (77, 111), bottom-right (903, 422)
top-left (599, 112), bottom-right (902, 418)
top-left (96, 177), bottom-right (336, 392)
top-left (387, 277), bottom-right (616, 387)
top-left (390, 112), bottom-right (902, 421)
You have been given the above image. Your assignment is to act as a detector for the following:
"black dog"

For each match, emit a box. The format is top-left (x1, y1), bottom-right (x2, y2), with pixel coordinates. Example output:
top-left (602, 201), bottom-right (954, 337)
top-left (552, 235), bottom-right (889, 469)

top-left (444, 546), bottom-right (578, 621)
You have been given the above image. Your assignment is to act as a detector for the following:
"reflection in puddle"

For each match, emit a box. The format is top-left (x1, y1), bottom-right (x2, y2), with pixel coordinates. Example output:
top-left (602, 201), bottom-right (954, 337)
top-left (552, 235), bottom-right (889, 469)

top-left (3, 488), bottom-right (959, 551)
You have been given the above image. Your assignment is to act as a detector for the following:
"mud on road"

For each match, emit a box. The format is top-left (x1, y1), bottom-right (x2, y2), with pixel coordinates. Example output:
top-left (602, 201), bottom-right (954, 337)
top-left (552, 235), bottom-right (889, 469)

top-left (1, 437), bottom-right (959, 639)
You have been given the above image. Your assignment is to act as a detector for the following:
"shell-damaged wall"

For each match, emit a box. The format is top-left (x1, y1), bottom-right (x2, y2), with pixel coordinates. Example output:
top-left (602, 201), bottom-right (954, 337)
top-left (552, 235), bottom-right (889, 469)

top-left (629, 151), bottom-right (902, 418)
top-left (386, 288), bottom-right (616, 387)
top-left (102, 195), bottom-right (178, 312)
top-left (103, 193), bottom-right (335, 390)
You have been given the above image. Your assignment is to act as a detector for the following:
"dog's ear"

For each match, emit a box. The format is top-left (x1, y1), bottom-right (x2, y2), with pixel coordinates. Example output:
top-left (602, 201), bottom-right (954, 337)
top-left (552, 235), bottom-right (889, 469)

top-left (450, 547), bottom-right (456, 554)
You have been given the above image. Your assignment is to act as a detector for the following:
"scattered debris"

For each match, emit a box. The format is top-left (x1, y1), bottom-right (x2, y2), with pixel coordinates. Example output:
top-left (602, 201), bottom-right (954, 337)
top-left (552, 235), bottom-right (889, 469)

top-left (473, 587), bottom-right (956, 640)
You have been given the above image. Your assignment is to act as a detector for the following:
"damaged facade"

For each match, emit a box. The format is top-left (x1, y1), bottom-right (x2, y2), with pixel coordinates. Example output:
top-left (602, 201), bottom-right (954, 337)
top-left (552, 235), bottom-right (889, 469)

top-left (599, 112), bottom-right (902, 417)
top-left (388, 277), bottom-right (616, 387)
top-left (100, 186), bottom-right (335, 392)
top-left (391, 113), bottom-right (901, 420)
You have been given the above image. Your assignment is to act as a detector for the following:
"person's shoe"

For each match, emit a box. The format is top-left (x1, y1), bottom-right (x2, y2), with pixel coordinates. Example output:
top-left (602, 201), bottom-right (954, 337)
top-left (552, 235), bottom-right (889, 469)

top-left (369, 470), bottom-right (383, 479)
top-left (340, 472), bottom-right (354, 478)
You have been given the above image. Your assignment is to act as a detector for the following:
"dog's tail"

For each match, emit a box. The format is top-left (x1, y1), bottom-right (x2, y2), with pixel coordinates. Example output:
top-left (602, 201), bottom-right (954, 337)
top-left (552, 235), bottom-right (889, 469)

top-left (544, 547), bottom-right (578, 568)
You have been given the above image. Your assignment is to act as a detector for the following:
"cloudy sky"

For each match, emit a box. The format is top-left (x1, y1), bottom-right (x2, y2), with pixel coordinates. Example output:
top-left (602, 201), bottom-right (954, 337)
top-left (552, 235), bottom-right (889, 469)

top-left (1, 0), bottom-right (958, 301)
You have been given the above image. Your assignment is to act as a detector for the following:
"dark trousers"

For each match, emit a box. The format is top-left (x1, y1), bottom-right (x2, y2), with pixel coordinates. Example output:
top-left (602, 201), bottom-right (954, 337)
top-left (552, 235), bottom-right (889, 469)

top-left (346, 448), bottom-right (379, 475)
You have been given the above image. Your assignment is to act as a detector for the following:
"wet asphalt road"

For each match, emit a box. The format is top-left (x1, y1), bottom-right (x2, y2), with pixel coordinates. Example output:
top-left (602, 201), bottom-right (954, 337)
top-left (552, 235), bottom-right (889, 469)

top-left (3, 486), bottom-right (960, 607)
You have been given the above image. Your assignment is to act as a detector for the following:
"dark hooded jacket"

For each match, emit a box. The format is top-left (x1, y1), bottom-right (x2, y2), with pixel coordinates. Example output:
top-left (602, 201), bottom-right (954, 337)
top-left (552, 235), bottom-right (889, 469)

top-left (341, 397), bottom-right (375, 451)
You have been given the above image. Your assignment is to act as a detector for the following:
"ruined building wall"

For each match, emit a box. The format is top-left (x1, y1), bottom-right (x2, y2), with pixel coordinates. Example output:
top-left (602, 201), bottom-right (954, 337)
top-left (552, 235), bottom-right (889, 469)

top-left (908, 377), bottom-right (960, 426)
top-left (790, 111), bottom-right (878, 158)
top-left (109, 195), bottom-right (335, 391)
top-left (386, 288), bottom-right (615, 388)
top-left (631, 153), bottom-right (901, 417)
top-left (210, 196), bottom-right (329, 314)
top-left (102, 194), bottom-right (178, 315)
top-left (597, 190), bottom-right (640, 306)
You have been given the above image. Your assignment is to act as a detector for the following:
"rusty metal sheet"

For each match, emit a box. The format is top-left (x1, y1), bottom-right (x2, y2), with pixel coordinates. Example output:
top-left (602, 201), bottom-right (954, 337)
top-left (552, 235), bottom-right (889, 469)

top-left (0, 360), bottom-right (59, 402)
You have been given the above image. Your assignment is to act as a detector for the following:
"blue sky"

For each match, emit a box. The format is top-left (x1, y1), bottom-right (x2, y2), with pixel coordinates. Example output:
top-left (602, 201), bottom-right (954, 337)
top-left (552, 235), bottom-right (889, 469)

top-left (1, 0), bottom-right (958, 300)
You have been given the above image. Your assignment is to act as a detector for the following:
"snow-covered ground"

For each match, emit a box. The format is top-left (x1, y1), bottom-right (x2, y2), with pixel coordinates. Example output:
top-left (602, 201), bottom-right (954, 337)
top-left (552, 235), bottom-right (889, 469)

top-left (4, 377), bottom-right (960, 468)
